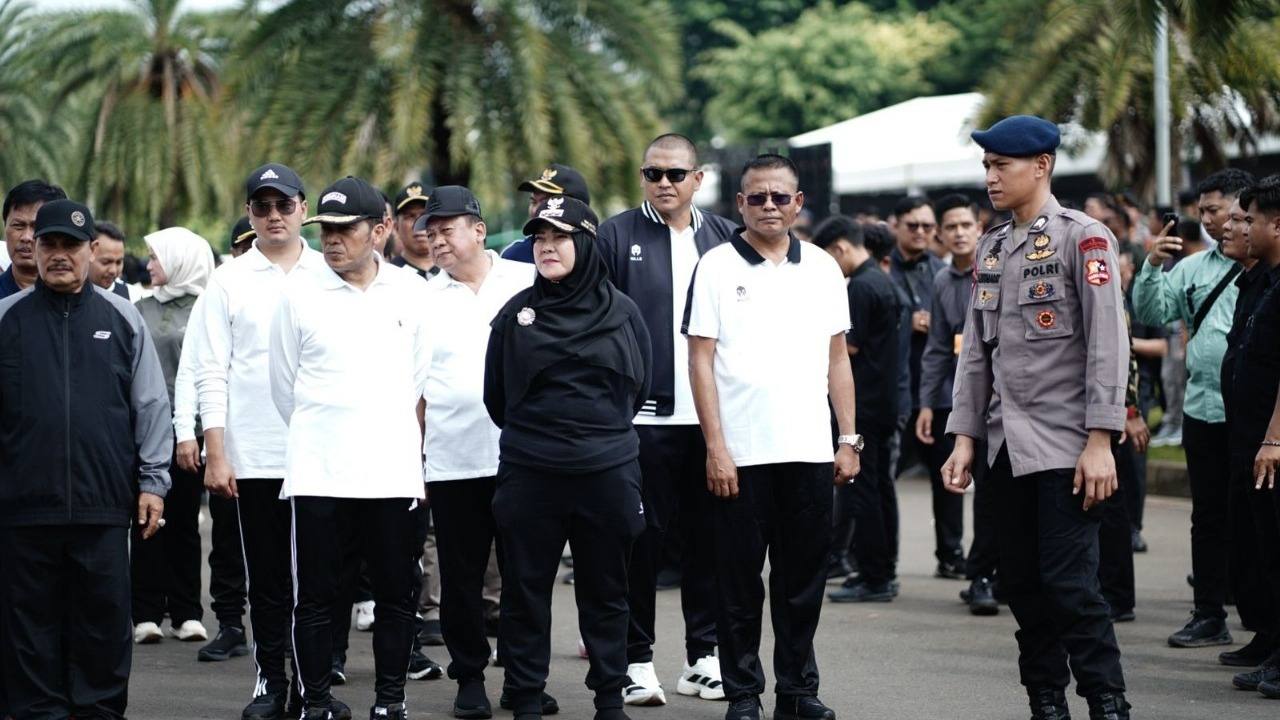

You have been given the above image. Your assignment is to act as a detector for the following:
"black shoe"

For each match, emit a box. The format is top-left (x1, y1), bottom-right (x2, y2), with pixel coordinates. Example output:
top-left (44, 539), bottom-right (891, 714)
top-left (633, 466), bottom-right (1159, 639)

top-left (331, 654), bottom-right (347, 686)
top-left (966, 577), bottom-right (999, 616)
top-left (200, 625), bottom-right (249, 662)
top-left (828, 580), bottom-right (893, 603)
top-left (302, 702), bottom-right (352, 720)
top-left (1233, 662), bottom-right (1280, 691)
top-left (500, 690), bottom-right (559, 715)
top-left (593, 709), bottom-right (631, 720)
top-left (1168, 613), bottom-right (1232, 647)
top-left (419, 619), bottom-right (444, 646)
top-left (1220, 634), bottom-right (1276, 667)
top-left (286, 682), bottom-right (305, 719)
top-left (1086, 692), bottom-right (1129, 720)
top-left (1260, 678), bottom-right (1280, 699)
top-left (243, 693), bottom-right (288, 720)
top-left (407, 648), bottom-right (444, 680)
top-left (772, 695), bottom-right (835, 720)
top-left (369, 703), bottom-right (407, 720)
top-left (454, 679), bottom-right (493, 719)
top-left (484, 614), bottom-right (500, 638)
top-left (935, 559), bottom-right (966, 580)
top-left (1110, 609), bottom-right (1135, 623)
top-left (1027, 687), bottom-right (1070, 720)
top-left (1130, 529), bottom-right (1147, 553)
top-left (725, 696), bottom-right (761, 720)
top-left (655, 566), bottom-right (682, 590)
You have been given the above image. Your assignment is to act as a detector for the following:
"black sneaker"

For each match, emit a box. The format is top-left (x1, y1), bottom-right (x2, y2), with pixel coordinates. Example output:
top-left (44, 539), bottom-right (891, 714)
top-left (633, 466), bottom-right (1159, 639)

top-left (1027, 687), bottom-right (1070, 720)
top-left (966, 577), bottom-right (999, 616)
top-left (200, 625), bottom-right (249, 662)
top-left (301, 701), bottom-right (352, 720)
top-left (1085, 692), bottom-right (1129, 720)
top-left (1233, 662), bottom-right (1280, 691)
top-left (243, 692), bottom-right (287, 720)
top-left (1130, 529), bottom-right (1147, 553)
top-left (499, 690), bottom-right (559, 715)
top-left (1168, 613), bottom-right (1232, 647)
top-left (369, 702), bottom-right (407, 720)
top-left (725, 696), bottom-right (761, 720)
top-left (655, 566), bottom-right (682, 590)
top-left (407, 648), bottom-right (443, 680)
top-left (827, 580), bottom-right (893, 603)
top-left (935, 559), bottom-right (966, 580)
top-left (1260, 678), bottom-right (1280, 699)
top-left (1220, 634), bottom-right (1276, 667)
top-left (772, 695), bottom-right (834, 720)
top-left (419, 619), bottom-right (444, 647)
top-left (593, 709), bottom-right (632, 720)
top-left (454, 678), bottom-right (493, 719)
top-left (331, 653), bottom-right (347, 686)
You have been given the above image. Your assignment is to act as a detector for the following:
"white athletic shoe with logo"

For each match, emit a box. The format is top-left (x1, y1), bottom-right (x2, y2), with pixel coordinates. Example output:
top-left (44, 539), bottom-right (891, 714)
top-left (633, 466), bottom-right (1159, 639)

top-left (623, 662), bottom-right (667, 706)
top-left (677, 655), bottom-right (726, 700)
top-left (355, 600), bottom-right (375, 631)
top-left (172, 620), bottom-right (209, 642)
top-left (133, 622), bottom-right (163, 644)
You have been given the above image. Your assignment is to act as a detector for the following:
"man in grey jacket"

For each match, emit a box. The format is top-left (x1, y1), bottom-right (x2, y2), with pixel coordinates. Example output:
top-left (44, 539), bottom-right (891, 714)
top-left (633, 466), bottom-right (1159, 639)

top-left (0, 199), bottom-right (172, 720)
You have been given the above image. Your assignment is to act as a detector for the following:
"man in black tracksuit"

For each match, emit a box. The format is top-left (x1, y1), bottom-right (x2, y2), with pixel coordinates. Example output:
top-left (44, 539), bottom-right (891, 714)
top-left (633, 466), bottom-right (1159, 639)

top-left (0, 199), bottom-right (172, 720)
top-left (596, 134), bottom-right (735, 705)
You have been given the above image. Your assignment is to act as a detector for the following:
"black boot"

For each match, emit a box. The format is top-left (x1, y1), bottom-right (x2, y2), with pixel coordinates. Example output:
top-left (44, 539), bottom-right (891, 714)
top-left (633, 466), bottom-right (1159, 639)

top-left (1027, 687), bottom-right (1070, 720)
top-left (1086, 692), bottom-right (1130, 720)
top-left (1220, 633), bottom-right (1277, 667)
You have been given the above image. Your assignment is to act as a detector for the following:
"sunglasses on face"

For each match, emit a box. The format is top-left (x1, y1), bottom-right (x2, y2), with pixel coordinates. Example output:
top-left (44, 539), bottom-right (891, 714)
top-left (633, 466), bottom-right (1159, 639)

top-left (248, 198), bottom-right (298, 217)
top-left (905, 222), bottom-right (936, 232)
top-left (642, 167), bottom-right (691, 184)
top-left (744, 193), bottom-right (794, 207)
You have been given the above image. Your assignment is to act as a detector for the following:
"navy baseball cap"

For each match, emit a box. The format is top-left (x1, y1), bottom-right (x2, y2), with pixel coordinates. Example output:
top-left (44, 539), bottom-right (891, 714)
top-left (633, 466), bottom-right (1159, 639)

top-left (303, 176), bottom-right (385, 226)
top-left (230, 216), bottom-right (255, 245)
top-left (518, 164), bottom-right (591, 205)
top-left (523, 196), bottom-right (599, 238)
top-left (394, 182), bottom-right (431, 213)
top-left (34, 199), bottom-right (95, 243)
top-left (245, 163), bottom-right (305, 200)
top-left (423, 185), bottom-right (482, 222)
top-left (971, 115), bottom-right (1061, 157)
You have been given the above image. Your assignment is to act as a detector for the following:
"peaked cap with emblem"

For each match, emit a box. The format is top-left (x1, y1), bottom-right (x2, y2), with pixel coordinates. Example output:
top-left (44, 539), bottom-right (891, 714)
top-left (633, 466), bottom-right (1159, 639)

top-left (303, 176), bottom-right (386, 226)
top-left (35, 199), bottom-right (95, 243)
top-left (394, 182), bottom-right (431, 213)
top-left (523, 195), bottom-right (599, 237)
top-left (230, 216), bottom-right (256, 246)
top-left (518, 163), bottom-right (590, 205)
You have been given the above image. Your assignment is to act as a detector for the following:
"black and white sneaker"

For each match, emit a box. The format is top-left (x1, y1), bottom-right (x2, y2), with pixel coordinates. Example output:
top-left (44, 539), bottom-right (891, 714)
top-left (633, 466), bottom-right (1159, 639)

top-left (676, 655), bottom-right (725, 701)
top-left (623, 662), bottom-right (666, 706)
top-left (369, 702), bottom-right (407, 720)
top-left (407, 648), bottom-right (443, 680)
top-left (331, 653), bottom-right (347, 686)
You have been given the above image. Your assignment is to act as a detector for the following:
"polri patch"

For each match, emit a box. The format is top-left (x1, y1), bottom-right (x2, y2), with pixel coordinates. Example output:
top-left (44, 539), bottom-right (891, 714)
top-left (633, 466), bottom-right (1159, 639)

top-left (1036, 310), bottom-right (1057, 329)
top-left (1085, 258), bottom-right (1111, 286)
top-left (1079, 236), bottom-right (1109, 253)
top-left (1022, 262), bottom-right (1060, 279)
top-left (1027, 281), bottom-right (1056, 301)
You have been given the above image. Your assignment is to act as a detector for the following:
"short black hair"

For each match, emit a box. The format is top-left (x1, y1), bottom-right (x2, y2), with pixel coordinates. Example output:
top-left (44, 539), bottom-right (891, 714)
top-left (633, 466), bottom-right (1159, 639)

top-left (935, 194), bottom-right (978, 222)
top-left (861, 223), bottom-right (896, 261)
top-left (892, 195), bottom-right (931, 219)
top-left (739, 153), bottom-right (798, 189)
top-left (811, 215), bottom-right (864, 250)
top-left (3, 179), bottom-right (67, 221)
top-left (1241, 174), bottom-right (1280, 217)
top-left (94, 221), bottom-right (125, 243)
top-left (646, 133), bottom-right (698, 165)
top-left (1178, 189), bottom-right (1198, 207)
top-left (1197, 168), bottom-right (1256, 199)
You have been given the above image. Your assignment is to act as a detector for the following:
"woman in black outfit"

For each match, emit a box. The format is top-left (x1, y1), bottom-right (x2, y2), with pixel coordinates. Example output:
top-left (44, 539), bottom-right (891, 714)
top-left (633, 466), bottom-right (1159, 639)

top-left (485, 196), bottom-right (652, 720)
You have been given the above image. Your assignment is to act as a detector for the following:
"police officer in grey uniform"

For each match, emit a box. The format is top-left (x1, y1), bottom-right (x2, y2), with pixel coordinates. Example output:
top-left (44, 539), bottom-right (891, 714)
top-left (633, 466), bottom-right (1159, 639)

top-left (941, 115), bottom-right (1131, 720)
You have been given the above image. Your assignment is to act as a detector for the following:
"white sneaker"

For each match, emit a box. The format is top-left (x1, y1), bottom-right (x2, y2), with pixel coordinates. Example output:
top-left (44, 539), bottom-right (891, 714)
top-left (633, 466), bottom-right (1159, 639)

top-left (134, 622), bottom-right (163, 644)
top-left (677, 655), bottom-right (726, 700)
top-left (623, 661), bottom-right (667, 706)
top-left (172, 619), bottom-right (208, 642)
top-left (354, 600), bottom-right (375, 632)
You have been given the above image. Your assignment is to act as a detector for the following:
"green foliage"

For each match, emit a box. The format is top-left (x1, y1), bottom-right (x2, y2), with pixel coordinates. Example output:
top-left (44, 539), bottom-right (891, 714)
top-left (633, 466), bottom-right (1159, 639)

top-left (0, 0), bottom-right (72, 187)
top-left (693, 2), bottom-right (956, 141)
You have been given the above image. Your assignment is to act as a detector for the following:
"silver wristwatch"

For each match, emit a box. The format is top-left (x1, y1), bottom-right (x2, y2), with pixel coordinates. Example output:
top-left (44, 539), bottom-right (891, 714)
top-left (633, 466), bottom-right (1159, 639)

top-left (837, 434), bottom-right (865, 453)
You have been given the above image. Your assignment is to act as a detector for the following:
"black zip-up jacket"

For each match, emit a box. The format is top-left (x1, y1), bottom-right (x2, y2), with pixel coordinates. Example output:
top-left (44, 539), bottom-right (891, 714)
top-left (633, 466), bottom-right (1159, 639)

top-left (597, 202), bottom-right (735, 417)
top-left (0, 281), bottom-right (172, 527)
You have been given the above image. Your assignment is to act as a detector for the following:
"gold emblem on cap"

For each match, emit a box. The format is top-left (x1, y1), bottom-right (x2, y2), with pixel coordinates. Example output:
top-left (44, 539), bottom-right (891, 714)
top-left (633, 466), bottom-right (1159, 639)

top-left (540, 168), bottom-right (558, 181)
top-left (406, 184), bottom-right (423, 198)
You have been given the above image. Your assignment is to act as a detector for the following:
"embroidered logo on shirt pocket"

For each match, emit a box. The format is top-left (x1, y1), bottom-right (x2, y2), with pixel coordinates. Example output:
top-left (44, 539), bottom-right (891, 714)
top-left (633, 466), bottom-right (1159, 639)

top-left (1018, 279), bottom-right (1071, 340)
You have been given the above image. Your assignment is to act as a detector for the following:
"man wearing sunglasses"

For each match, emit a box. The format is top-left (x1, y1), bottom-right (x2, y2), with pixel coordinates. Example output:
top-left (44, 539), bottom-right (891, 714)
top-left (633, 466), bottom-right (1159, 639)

top-left (186, 162), bottom-right (326, 720)
top-left (595, 134), bottom-right (736, 707)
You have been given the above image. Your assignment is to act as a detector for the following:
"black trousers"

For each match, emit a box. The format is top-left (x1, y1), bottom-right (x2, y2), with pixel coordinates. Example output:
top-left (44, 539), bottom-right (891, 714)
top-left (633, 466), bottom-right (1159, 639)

top-left (131, 442), bottom-right (203, 625)
top-left (1097, 440), bottom-right (1135, 615)
top-left (842, 431), bottom-right (897, 586)
top-left (208, 492), bottom-right (247, 628)
top-left (493, 461), bottom-right (644, 714)
top-left (913, 409), bottom-right (966, 563)
top-left (629, 425), bottom-right (717, 665)
top-left (919, 419), bottom-right (997, 581)
top-left (0, 525), bottom-right (131, 720)
top-left (291, 496), bottom-right (418, 708)
top-left (1183, 416), bottom-right (1230, 619)
top-left (237, 479), bottom-right (295, 697)
top-left (431, 477), bottom-right (498, 682)
top-left (1228, 455), bottom-right (1275, 636)
top-left (990, 446), bottom-right (1125, 697)
top-left (713, 462), bottom-right (832, 701)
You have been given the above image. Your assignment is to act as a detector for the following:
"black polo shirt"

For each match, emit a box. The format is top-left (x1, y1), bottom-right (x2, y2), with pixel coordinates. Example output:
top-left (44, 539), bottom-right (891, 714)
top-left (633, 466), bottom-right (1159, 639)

top-left (1229, 264), bottom-right (1280, 461)
top-left (1223, 262), bottom-right (1271, 426)
top-left (846, 258), bottom-right (902, 433)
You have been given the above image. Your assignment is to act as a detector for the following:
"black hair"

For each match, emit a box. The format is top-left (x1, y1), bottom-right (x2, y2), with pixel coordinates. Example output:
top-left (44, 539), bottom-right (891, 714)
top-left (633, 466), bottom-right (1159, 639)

top-left (811, 215), bottom-right (864, 250)
top-left (646, 133), bottom-right (698, 165)
top-left (94, 221), bottom-right (125, 243)
top-left (861, 223), bottom-right (896, 261)
top-left (1176, 219), bottom-right (1202, 242)
top-left (1240, 174), bottom-right (1280, 216)
top-left (3, 179), bottom-right (67, 221)
top-left (1197, 168), bottom-right (1256, 199)
top-left (739, 153), bottom-right (798, 189)
top-left (1177, 189), bottom-right (1198, 207)
top-left (892, 195), bottom-right (931, 219)
top-left (934, 194), bottom-right (978, 222)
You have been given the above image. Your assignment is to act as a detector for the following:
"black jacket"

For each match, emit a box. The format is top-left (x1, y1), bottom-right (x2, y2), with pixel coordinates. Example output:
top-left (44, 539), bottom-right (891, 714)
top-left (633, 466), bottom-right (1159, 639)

top-left (596, 202), bottom-right (735, 416)
top-left (0, 282), bottom-right (172, 527)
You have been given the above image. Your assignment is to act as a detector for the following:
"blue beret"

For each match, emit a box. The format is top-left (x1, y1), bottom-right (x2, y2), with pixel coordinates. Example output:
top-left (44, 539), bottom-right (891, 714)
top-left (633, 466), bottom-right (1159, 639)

top-left (971, 115), bottom-right (1061, 157)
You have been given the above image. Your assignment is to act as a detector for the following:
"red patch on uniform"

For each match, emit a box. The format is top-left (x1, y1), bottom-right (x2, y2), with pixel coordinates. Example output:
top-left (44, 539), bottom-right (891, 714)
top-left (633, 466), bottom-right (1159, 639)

top-left (1079, 236), bottom-right (1109, 253)
top-left (1086, 258), bottom-right (1111, 286)
top-left (1037, 310), bottom-right (1056, 329)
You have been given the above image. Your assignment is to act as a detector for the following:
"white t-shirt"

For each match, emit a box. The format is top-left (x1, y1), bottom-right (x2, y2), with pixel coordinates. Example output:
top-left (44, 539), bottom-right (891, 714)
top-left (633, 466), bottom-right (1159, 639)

top-left (635, 224), bottom-right (700, 426)
top-left (683, 236), bottom-right (850, 467)
top-left (269, 258), bottom-right (431, 499)
top-left (421, 252), bottom-right (534, 481)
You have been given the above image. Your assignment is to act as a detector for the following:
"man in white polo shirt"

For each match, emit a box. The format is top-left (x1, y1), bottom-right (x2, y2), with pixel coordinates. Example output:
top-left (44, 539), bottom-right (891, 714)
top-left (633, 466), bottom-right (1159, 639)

top-left (269, 176), bottom-right (430, 720)
top-left (186, 162), bottom-right (323, 720)
top-left (684, 154), bottom-right (860, 720)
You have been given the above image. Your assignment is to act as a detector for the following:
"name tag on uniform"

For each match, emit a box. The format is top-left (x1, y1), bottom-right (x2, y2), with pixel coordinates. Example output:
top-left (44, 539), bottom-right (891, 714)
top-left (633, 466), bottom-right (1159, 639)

top-left (953, 333), bottom-right (963, 356)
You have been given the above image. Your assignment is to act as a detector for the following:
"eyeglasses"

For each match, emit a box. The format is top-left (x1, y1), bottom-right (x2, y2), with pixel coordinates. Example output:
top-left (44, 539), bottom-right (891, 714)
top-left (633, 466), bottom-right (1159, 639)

top-left (905, 222), bottom-right (936, 232)
top-left (642, 167), bottom-right (691, 184)
top-left (248, 198), bottom-right (298, 217)
top-left (744, 193), bottom-right (794, 207)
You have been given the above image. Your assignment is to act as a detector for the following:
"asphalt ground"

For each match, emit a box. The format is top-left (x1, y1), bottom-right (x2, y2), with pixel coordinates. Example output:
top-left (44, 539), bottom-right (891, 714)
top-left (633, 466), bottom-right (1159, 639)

top-left (127, 478), bottom-right (1272, 719)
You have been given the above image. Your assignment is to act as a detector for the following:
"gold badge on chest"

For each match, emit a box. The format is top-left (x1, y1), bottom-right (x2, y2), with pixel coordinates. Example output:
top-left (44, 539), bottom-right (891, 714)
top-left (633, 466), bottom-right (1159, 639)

top-left (1024, 234), bottom-right (1056, 261)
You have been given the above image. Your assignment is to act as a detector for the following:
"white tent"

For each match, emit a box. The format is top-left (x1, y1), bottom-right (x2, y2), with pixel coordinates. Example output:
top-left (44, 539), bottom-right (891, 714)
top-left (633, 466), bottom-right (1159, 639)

top-left (789, 93), bottom-right (1107, 195)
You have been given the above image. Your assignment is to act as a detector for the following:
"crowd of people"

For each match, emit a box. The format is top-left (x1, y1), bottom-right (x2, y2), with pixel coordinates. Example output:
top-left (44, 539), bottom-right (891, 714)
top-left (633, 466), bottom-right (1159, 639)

top-left (1, 115), bottom-right (1280, 720)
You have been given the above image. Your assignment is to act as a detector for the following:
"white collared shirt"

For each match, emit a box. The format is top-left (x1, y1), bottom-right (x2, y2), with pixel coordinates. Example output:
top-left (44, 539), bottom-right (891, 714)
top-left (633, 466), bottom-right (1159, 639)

top-left (270, 258), bottom-right (431, 499)
top-left (635, 222), bottom-right (700, 426)
top-left (421, 251), bottom-right (534, 481)
top-left (184, 240), bottom-right (326, 479)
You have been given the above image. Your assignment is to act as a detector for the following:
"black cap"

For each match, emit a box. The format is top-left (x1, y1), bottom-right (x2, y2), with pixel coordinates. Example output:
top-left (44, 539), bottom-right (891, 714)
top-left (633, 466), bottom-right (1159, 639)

top-left (522, 196), bottom-right (599, 237)
top-left (394, 182), bottom-right (431, 213)
top-left (518, 164), bottom-right (590, 205)
top-left (245, 163), bottom-right (305, 200)
top-left (423, 185), bottom-right (482, 222)
top-left (34, 199), bottom-right (95, 243)
top-left (230, 216), bottom-right (256, 246)
top-left (303, 176), bottom-right (385, 226)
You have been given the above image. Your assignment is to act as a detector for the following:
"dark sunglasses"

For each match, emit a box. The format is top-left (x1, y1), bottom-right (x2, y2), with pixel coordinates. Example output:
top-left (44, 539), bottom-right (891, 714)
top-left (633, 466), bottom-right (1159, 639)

top-left (744, 192), bottom-right (794, 207)
top-left (905, 221), bottom-right (936, 232)
top-left (248, 198), bottom-right (298, 217)
top-left (641, 167), bottom-right (691, 184)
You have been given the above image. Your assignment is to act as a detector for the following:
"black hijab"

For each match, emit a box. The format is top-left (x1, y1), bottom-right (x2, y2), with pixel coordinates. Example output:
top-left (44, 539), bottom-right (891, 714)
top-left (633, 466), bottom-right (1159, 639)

top-left (492, 228), bottom-right (645, 408)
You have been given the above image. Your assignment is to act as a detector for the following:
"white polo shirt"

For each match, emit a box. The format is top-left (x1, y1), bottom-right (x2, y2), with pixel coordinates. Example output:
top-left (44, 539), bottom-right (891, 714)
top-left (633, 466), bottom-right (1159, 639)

top-left (185, 241), bottom-right (326, 479)
top-left (421, 252), bottom-right (534, 482)
top-left (635, 223), bottom-right (701, 426)
top-left (269, 258), bottom-right (431, 499)
top-left (683, 234), bottom-right (849, 467)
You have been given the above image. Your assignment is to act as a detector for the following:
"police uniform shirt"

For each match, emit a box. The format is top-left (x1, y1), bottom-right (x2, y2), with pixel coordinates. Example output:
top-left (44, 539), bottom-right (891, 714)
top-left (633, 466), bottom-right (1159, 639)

top-left (683, 232), bottom-right (850, 467)
top-left (947, 196), bottom-right (1128, 477)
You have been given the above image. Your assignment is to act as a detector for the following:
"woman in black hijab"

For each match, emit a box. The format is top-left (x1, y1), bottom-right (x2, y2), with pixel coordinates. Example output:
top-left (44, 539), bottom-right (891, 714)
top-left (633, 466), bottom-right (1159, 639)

top-left (485, 196), bottom-right (652, 720)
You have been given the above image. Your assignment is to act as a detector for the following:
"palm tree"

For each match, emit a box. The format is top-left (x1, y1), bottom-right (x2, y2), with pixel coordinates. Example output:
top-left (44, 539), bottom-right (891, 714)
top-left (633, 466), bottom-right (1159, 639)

top-left (0, 0), bottom-right (69, 186)
top-left (979, 0), bottom-right (1280, 199)
top-left (231, 0), bottom-right (681, 220)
